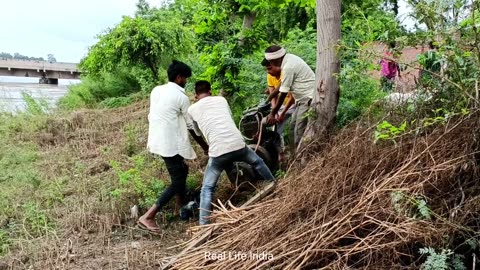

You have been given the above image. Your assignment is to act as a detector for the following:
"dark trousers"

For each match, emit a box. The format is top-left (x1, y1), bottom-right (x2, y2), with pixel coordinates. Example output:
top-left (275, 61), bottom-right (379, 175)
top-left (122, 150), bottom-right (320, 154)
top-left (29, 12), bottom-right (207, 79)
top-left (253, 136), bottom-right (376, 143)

top-left (156, 155), bottom-right (189, 208)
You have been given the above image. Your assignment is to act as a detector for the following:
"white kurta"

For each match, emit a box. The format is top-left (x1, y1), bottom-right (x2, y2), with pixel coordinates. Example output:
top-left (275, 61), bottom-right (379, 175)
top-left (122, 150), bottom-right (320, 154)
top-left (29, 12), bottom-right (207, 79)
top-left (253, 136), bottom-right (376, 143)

top-left (147, 82), bottom-right (197, 159)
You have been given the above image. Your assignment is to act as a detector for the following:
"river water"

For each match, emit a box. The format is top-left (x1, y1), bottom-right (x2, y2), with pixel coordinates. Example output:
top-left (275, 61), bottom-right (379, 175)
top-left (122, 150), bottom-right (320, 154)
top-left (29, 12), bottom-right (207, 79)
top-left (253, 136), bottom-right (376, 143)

top-left (0, 76), bottom-right (79, 113)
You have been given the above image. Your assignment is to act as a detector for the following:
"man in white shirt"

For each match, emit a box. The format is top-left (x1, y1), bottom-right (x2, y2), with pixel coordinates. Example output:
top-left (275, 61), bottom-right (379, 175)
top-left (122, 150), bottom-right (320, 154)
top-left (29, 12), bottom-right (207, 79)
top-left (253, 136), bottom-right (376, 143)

top-left (188, 80), bottom-right (276, 225)
top-left (264, 45), bottom-right (315, 152)
top-left (139, 60), bottom-right (208, 233)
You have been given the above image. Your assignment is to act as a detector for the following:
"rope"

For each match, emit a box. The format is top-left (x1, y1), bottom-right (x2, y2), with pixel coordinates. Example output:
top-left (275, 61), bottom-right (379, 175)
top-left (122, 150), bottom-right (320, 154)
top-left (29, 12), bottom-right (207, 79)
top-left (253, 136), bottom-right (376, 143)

top-left (238, 107), bottom-right (268, 152)
top-left (255, 115), bottom-right (264, 152)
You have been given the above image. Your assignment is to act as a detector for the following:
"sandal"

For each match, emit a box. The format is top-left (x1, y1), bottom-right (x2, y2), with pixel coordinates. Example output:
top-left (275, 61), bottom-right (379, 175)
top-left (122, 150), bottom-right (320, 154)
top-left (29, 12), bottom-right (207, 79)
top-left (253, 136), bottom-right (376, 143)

top-left (137, 220), bottom-right (162, 236)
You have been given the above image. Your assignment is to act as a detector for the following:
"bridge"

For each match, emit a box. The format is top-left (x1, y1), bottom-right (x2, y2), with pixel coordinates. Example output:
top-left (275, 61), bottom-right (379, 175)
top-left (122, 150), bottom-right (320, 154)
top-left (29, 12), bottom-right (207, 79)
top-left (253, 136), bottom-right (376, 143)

top-left (0, 59), bottom-right (81, 84)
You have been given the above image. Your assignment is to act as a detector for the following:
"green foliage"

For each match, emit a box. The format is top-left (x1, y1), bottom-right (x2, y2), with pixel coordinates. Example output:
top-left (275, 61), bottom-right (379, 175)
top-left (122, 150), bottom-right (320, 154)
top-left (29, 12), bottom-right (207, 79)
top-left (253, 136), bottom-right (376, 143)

top-left (124, 124), bottom-right (141, 156)
top-left (283, 27), bottom-right (317, 69)
top-left (0, 52), bottom-right (45, 61)
top-left (80, 13), bottom-right (194, 80)
top-left (59, 68), bottom-right (140, 109)
top-left (23, 201), bottom-right (54, 238)
top-left (0, 114), bottom-right (54, 256)
top-left (419, 247), bottom-right (466, 270)
top-left (391, 191), bottom-right (432, 220)
top-left (338, 63), bottom-right (385, 127)
top-left (419, 247), bottom-right (451, 270)
top-left (342, 3), bottom-right (402, 45)
top-left (110, 155), bottom-right (166, 208)
top-left (198, 43), bottom-right (266, 122)
top-left (336, 6), bottom-right (397, 127)
top-left (407, 0), bottom-right (471, 30)
top-left (0, 142), bottom-right (40, 187)
top-left (22, 92), bottom-right (50, 115)
top-left (186, 172), bottom-right (203, 191)
top-left (275, 169), bottom-right (287, 178)
top-left (374, 121), bottom-right (407, 143)
top-left (263, 3), bottom-right (315, 42)
top-left (99, 96), bottom-right (133, 109)
top-left (0, 229), bottom-right (11, 256)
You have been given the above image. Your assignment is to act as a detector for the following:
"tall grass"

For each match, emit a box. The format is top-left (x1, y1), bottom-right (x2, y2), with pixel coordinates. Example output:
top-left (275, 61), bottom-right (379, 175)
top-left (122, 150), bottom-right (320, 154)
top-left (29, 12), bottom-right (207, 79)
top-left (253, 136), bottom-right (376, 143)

top-left (58, 68), bottom-right (141, 110)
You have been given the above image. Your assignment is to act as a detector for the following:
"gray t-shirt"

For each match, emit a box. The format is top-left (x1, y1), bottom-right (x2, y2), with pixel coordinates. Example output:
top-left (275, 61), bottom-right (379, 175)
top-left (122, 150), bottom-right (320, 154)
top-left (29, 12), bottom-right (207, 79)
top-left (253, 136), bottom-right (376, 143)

top-left (279, 53), bottom-right (315, 102)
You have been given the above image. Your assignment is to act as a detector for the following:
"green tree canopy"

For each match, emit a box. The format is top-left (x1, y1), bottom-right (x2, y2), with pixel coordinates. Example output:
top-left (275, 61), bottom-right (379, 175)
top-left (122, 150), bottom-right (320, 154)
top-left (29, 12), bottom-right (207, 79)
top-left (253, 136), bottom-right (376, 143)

top-left (80, 14), bottom-right (194, 81)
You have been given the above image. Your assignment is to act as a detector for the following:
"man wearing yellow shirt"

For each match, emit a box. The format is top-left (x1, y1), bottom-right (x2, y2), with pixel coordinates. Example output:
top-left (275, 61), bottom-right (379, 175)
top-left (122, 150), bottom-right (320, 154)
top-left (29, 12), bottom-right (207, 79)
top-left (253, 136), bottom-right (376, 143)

top-left (262, 59), bottom-right (295, 160)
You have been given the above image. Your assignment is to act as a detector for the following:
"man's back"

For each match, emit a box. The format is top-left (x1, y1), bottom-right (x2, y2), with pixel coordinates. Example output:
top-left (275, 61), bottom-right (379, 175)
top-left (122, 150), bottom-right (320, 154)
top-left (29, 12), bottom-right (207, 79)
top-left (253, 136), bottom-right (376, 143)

top-left (188, 96), bottom-right (245, 157)
top-left (147, 82), bottom-right (195, 159)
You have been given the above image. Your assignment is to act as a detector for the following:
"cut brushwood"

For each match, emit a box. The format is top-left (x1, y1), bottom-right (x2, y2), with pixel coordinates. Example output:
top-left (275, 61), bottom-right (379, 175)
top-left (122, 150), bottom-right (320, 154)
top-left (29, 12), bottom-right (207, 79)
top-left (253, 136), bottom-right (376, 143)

top-left (160, 181), bottom-right (276, 269)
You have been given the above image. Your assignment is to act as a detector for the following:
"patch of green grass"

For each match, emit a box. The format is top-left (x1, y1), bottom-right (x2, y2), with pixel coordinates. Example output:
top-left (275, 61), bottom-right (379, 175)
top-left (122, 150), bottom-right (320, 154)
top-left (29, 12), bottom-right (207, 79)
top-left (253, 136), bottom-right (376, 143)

top-left (186, 172), bottom-right (203, 191)
top-left (22, 201), bottom-right (55, 238)
top-left (109, 153), bottom-right (168, 208)
top-left (0, 113), bottom-right (56, 257)
top-left (0, 229), bottom-right (11, 256)
top-left (99, 96), bottom-right (133, 109)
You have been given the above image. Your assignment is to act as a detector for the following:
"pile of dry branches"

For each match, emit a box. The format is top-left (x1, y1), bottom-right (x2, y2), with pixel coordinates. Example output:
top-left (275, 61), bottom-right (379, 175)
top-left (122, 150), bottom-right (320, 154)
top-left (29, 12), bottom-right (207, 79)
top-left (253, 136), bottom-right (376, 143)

top-left (170, 112), bottom-right (480, 269)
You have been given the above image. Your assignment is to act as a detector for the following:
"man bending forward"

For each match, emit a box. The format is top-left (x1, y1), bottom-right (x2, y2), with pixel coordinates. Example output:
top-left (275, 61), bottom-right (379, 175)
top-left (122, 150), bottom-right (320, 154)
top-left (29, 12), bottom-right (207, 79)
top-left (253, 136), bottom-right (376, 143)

top-left (188, 80), bottom-right (276, 225)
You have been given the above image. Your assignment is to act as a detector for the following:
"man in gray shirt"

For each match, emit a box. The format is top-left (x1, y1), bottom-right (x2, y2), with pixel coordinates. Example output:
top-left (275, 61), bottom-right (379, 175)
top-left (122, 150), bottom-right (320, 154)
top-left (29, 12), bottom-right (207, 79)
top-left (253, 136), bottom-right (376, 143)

top-left (264, 45), bottom-right (315, 152)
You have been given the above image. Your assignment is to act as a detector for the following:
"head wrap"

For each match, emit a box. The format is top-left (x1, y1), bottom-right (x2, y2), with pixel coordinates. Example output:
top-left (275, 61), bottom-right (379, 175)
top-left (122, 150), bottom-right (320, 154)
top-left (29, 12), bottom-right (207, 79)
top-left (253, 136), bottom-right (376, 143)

top-left (264, 48), bottom-right (286, 60)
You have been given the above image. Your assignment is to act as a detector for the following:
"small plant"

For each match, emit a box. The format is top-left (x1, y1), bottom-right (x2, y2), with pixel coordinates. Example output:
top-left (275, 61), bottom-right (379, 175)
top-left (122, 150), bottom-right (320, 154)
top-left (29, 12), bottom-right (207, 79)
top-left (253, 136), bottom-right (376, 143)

top-left (110, 154), bottom-right (166, 208)
top-left (391, 191), bottom-right (432, 220)
top-left (22, 92), bottom-right (50, 115)
top-left (99, 96), bottom-right (133, 108)
top-left (374, 121), bottom-right (407, 143)
top-left (419, 247), bottom-right (466, 270)
top-left (303, 107), bottom-right (317, 121)
top-left (275, 169), bottom-right (287, 179)
top-left (23, 201), bottom-right (54, 238)
top-left (0, 229), bottom-right (11, 256)
top-left (124, 124), bottom-right (139, 156)
top-left (186, 172), bottom-right (202, 191)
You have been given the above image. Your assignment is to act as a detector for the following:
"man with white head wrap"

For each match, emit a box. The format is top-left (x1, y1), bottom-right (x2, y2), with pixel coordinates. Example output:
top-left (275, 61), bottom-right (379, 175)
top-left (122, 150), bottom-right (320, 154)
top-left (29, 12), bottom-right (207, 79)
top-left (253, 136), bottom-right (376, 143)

top-left (264, 45), bottom-right (315, 152)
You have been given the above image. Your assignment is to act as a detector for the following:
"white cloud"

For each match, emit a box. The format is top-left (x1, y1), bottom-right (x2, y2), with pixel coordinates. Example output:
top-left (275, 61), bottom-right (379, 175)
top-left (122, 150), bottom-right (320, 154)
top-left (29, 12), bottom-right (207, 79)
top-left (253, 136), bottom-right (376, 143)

top-left (0, 0), bottom-right (161, 63)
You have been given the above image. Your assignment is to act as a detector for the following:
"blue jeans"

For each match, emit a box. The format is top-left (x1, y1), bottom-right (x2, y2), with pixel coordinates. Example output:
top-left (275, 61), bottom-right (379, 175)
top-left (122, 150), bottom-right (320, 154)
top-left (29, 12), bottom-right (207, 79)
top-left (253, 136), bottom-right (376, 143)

top-left (199, 146), bottom-right (275, 225)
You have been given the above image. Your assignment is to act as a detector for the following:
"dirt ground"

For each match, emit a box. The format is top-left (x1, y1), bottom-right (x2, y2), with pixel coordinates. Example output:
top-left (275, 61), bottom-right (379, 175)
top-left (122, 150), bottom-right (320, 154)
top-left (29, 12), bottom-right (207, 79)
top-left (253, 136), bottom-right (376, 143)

top-left (3, 219), bottom-right (195, 270)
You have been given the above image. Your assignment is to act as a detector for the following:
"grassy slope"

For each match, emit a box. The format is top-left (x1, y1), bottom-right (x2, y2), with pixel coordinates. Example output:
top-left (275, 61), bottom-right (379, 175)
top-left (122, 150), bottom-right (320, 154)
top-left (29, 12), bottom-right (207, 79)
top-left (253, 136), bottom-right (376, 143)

top-left (0, 100), bottom-right (236, 268)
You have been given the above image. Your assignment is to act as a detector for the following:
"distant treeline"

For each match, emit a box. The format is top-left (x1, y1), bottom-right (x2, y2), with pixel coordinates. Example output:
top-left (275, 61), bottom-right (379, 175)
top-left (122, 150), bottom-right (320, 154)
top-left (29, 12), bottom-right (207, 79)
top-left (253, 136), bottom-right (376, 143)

top-left (0, 52), bottom-right (56, 63)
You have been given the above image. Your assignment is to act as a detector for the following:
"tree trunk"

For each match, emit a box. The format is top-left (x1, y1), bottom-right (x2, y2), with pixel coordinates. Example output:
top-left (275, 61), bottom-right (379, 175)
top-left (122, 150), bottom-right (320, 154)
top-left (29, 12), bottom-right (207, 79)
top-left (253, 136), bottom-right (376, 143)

top-left (299, 0), bottom-right (341, 151)
top-left (238, 12), bottom-right (257, 47)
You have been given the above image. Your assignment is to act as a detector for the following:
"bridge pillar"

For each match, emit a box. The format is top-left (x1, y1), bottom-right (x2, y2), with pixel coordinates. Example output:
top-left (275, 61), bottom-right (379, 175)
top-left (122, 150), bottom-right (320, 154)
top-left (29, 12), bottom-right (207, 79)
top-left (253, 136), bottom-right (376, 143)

top-left (39, 78), bottom-right (58, 85)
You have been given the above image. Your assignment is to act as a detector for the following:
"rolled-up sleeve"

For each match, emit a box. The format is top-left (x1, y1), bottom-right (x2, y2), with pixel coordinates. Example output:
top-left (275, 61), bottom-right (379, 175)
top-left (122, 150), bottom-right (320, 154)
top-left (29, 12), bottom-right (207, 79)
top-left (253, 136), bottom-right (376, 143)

top-left (280, 68), bottom-right (293, 93)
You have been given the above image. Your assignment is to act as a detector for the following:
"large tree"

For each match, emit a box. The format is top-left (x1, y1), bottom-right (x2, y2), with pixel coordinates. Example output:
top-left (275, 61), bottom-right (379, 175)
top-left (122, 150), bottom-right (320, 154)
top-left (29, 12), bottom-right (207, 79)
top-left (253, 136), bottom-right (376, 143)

top-left (80, 14), bottom-right (194, 80)
top-left (300, 0), bottom-right (341, 149)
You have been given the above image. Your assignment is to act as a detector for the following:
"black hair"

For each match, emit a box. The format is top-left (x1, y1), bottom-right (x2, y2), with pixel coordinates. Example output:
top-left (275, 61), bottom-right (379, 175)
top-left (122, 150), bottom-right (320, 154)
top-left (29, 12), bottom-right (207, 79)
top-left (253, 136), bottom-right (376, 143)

top-left (167, 60), bottom-right (192, 82)
top-left (194, 80), bottom-right (211, 95)
top-left (265, 45), bottom-right (283, 53)
top-left (261, 58), bottom-right (271, 67)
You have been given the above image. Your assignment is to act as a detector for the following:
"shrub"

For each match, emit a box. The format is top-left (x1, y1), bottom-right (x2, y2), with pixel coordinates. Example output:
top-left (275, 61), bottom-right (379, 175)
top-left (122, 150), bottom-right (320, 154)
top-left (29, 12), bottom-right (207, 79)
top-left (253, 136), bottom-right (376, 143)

top-left (99, 96), bottom-right (133, 109)
top-left (58, 68), bottom-right (141, 110)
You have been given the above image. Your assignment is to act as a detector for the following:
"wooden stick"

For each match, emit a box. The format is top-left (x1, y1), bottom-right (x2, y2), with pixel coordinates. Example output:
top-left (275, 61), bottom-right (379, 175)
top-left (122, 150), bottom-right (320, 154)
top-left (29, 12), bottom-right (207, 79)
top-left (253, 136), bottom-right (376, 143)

top-left (160, 181), bottom-right (276, 269)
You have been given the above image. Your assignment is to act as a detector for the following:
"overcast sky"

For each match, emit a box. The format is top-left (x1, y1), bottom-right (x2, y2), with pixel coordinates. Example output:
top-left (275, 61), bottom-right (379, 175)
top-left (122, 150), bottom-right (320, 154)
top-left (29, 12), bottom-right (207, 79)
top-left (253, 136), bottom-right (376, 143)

top-left (0, 0), bottom-right (415, 64)
top-left (0, 0), bottom-right (167, 63)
